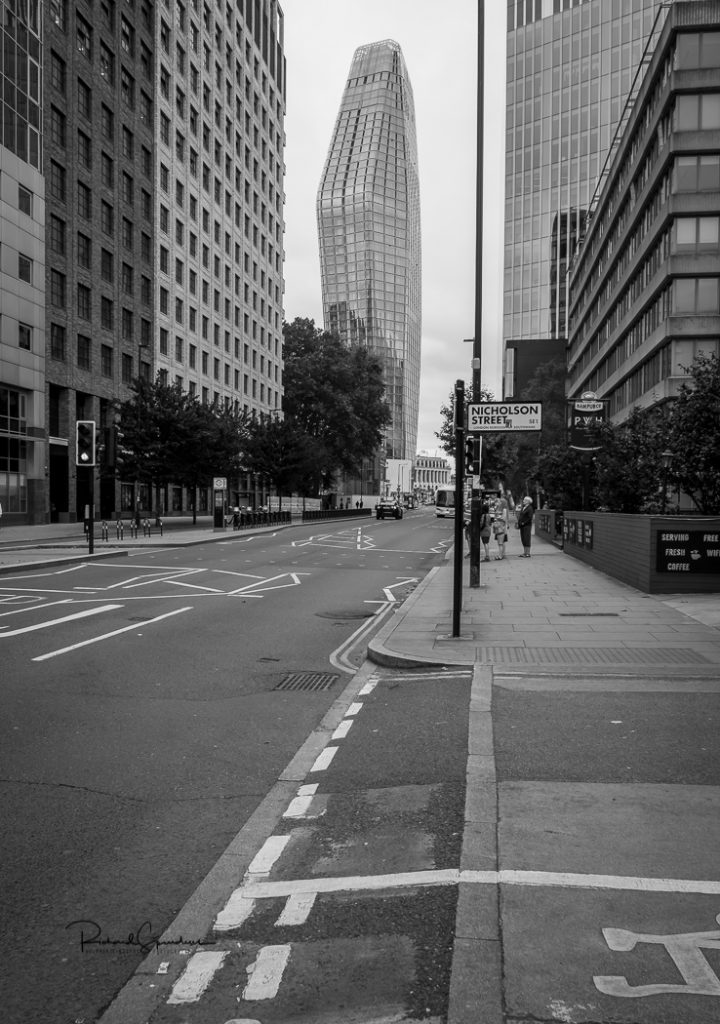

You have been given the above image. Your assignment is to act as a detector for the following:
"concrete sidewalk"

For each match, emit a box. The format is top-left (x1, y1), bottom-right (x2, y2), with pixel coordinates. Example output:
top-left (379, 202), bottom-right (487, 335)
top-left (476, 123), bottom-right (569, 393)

top-left (368, 532), bottom-right (720, 676)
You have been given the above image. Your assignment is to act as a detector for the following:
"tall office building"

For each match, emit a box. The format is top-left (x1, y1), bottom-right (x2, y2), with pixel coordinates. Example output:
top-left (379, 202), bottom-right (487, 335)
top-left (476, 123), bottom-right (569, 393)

top-left (0, 0), bottom-right (46, 522)
top-left (36, 0), bottom-right (284, 525)
top-left (504, 0), bottom-right (664, 363)
top-left (568, 2), bottom-right (720, 421)
top-left (317, 39), bottom-right (421, 463)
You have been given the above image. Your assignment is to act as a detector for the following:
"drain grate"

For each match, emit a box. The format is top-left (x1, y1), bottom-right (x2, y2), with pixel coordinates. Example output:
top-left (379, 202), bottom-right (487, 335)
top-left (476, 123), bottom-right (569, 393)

top-left (274, 672), bottom-right (340, 692)
top-left (475, 646), bottom-right (710, 666)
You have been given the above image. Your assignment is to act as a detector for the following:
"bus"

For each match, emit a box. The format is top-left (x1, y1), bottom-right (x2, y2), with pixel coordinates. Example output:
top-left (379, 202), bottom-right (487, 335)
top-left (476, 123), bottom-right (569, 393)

top-left (434, 486), bottom-right (457, 518)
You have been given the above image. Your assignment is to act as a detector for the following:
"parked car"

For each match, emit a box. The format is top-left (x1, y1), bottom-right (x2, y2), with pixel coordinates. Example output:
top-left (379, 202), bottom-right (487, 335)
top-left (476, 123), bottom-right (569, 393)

top-left (376, 497), bottom-right (403, 520)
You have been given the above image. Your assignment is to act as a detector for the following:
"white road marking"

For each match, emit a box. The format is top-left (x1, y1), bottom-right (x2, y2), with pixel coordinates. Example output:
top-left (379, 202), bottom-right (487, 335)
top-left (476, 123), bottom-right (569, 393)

top-left (283, 795), bottom-right (315, 818)
top-left (297, 783), bottom-right (318, 796)
top-left (357, 680), bottom-right (378, 695)
top-left (32, 606), bottom-right (192, 661)
top-left (329, 600), bottom-right (395, 674)
top-left (331, 719), bottom-right (353, 740)
top-left (275, 892), bottom-right (316, 926)
top-left (167, 950), bottom-right (227, 1004)
top-left (595, 914), bottom-right (720, 997)
top-left (247, 834), bottom-right (290, 876)
top-left (243, 944), bottom-right (291, 1000)
top-left (309, 746), bottom-right (338, 772)
top-left (0, 603), bottom-right (122, 638)
top-left (218, 868), bottom-right (720, 908)
top-left (345, 702), bottom-right (363, 716)
top-left (0, 598), bottom-right (71, 620)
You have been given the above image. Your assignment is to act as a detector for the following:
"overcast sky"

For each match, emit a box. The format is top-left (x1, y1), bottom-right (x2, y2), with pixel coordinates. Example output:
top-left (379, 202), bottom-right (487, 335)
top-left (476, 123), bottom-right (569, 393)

top-left (280, 0), bottom-right (506, 453)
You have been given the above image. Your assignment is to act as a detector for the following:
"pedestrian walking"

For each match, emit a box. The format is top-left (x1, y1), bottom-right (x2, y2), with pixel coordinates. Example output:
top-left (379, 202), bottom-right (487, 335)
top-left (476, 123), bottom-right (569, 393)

top-left (480, 498), bottom-right (492, 561)
top-left (517, 496), bottom-right (534, 557)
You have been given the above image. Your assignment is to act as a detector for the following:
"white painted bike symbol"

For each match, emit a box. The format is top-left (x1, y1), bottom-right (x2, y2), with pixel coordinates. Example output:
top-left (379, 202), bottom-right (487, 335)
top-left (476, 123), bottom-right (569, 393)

top-left (594, 913), bottom-right (720, 997)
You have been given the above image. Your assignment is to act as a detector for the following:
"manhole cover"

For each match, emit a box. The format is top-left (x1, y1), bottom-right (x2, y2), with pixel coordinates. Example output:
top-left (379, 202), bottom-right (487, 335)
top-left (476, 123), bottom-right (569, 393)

top-left (274, 672), bottom-right (340, 692)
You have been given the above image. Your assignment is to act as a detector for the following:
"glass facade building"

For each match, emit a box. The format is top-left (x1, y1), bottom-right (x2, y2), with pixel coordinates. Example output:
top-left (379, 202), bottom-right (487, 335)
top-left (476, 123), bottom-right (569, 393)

top-left (504, 0), bottom-right (664, 349)
top-left (317, 39), bottom-right (421, 462)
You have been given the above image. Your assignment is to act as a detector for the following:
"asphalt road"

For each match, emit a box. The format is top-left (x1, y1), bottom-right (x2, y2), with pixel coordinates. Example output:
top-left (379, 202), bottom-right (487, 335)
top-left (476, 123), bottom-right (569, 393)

top-left (0, 509), bottom-right (449, 1024)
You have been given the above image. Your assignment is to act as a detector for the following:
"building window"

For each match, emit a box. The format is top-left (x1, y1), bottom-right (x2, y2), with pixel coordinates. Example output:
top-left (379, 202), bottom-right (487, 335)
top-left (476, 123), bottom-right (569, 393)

top-left (51, 323), bottom-right (67, 360)
top-left (49, 215), bottom-right (66, 254)
top-left (77, 130), bottom-right (91, 168)
top-left (101, 151), bottom-right (114, 187)
top-left (18, 254), bottom-right (32, 284)
top-left (101, 345), bottom-right (113, 377)
top-left (122, 308), bottom-right (133, 339)
top-left (49, 0), bottom-right (66, 30)
top-left (122, 353), bottom-right (133, 383)
top-left (77, 334), bottom-right (91, 369)
top-left (50, 271), bottom-right (66, 308)
top-left (18, 324), bottom-right (32, 350)
top-left (122, 263), bottom-right (134, 294)
top-left (101, 104), bottom-right (114, 139)
top-left (675, 93), bottom-right (720, 132)
top-left (18, 185), bottom-right (33, 216)
top-left (77, 181), bottom-right (92, 219)
top-left (77, 283), bottom-right (91, 320)
top-left (673, 277), bottom-right (720, 314)
top-left (101, 297), bottom-right (114, 329)
top-left (122, 126), bottom-right (134, 159)
top-left (50, 106), bottom-right (66, 146)
top-left (76, 14), bottom-right (92, 57)
top-left (122, 172), bottom-right (134, 205)
top-left (101, 202), bottom-right (114, 236)
top-left (99, 42), bottom-right (115, 82)
top-left (49, 161), bottom-right (66, 201)
top-left (77, 79), bottom-right (91, 119)
top-left (175, 336), bottom-right (183, 361)
top-left (160, 328), bottom-right (169, 355)
top-left (101, 249), bottom-right (114, 281)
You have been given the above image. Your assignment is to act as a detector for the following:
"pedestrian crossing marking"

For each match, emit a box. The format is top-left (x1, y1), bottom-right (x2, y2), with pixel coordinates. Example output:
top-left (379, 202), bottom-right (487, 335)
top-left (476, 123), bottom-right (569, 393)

top-left (167, 950), bottom-right (227, 1004)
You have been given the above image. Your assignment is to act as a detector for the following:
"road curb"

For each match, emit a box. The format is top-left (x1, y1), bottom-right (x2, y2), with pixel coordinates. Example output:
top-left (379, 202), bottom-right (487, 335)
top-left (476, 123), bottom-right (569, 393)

top-left (0, 548), bottom-right (129, 575)
top-left (367, 564), bottom-right (469, 669)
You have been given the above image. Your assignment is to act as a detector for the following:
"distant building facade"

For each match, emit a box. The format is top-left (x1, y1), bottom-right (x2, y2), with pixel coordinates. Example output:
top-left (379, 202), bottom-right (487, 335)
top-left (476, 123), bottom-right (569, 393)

top-left (567, 2), bottom-right (720, 421)
top-left (317, 39), bottom-right (421, 463)
top-left (413, 453), bottom-right (451, 503)
top-left (504, 0), bottom-right (664, 349)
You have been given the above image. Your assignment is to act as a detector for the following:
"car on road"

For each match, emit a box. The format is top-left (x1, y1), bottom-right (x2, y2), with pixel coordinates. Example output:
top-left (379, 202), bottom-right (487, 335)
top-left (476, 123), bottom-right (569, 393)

top-left (376, 497), bottom-right (403, 520)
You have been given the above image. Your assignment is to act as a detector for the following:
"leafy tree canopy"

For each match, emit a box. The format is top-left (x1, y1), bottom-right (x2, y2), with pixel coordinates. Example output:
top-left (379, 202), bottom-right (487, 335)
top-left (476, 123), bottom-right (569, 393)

top-left (667, 351), bottom-right (720, 513)
top-left (282, 318), bottom-right (392, 477)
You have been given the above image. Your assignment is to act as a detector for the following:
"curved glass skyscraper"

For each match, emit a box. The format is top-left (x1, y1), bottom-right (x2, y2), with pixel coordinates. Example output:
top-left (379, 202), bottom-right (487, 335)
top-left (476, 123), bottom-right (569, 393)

top-left (317, 39), bottom-right (421, 461)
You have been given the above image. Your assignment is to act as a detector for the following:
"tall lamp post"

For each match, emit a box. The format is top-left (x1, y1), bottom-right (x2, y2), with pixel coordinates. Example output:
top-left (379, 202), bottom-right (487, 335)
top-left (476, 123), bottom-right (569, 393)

top-left (661, 450), bottom-right (673, 514)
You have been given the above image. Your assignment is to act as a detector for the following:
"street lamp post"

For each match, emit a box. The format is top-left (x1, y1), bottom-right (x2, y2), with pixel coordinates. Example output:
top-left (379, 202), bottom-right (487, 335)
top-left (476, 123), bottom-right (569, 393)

top-left (661, 450), bottom-right (673, 514)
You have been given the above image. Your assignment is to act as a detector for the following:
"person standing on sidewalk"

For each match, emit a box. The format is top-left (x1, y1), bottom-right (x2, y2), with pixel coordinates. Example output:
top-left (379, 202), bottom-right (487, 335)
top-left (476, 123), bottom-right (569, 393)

top-left (517, 496), bottom-right (534, 557)
top-left (492, 495), bottom-right (509, 559)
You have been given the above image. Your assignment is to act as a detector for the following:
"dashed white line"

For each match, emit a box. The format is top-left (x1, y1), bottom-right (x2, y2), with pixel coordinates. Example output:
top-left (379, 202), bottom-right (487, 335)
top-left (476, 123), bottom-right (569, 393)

top-left (345, 702), bottom-right (363, 717)
top-left (331, 719), bottom-right (353, 740)
top-left (247, 834), bottom-right (290, 876)
top-left (275, 892), bottom-right (316, 926)
top-left (309, 746), bottom-right (338, 772)
top-left (167, 950), bottom-right (227, 1004)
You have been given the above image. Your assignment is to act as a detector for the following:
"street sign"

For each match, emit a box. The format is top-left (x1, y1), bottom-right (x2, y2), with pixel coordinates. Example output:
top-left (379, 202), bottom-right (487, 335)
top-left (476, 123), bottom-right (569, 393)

top-left (467, 402), bottom-right (542, 432)
top-left (213, 477), bottom-right (227, 490)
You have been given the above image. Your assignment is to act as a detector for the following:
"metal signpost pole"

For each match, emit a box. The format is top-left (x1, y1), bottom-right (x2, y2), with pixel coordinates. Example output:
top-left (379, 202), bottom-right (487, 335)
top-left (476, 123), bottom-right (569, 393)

top-left (469, 0), bottom-right (485, 589)
top-left (452, 379), bottom-right (465, 637)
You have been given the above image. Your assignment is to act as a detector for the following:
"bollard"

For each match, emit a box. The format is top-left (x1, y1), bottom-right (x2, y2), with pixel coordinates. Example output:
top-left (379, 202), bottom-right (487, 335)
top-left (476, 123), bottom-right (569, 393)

top-left (130, 521), bottom-right (137, 538)
top-left (158, 518), bottom-right (163, 536)
top-left (143, 518), bottom-right (151, 537)
top-left (116, 519), bottom-right (124, 540)
top-left (101, 521), bottom-right (109, 542)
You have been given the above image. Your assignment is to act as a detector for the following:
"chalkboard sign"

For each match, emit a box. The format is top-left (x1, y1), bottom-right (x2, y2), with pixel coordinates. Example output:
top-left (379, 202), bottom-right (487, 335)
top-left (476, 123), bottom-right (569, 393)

top-left (656, 530), bottom-right (720, 574)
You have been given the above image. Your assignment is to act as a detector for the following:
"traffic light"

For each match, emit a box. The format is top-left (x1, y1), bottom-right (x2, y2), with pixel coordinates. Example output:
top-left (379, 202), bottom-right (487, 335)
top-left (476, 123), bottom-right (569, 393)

top-left (464, 433), bottom-right (479, 476)
top-left (76, 420), bottom-right (96, 466)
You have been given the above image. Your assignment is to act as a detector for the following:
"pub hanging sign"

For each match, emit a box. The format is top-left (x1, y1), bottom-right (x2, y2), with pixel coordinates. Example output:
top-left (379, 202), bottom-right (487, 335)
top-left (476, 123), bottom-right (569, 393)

top-left (568, 392), bottom-right (607, 451)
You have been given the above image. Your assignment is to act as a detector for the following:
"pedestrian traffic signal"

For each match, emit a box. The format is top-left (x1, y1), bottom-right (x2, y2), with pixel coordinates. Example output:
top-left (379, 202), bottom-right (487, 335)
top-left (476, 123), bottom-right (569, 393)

top-left (464, 434), bottom-right (479, 476)
top-left (76, 420), bottom-right (96, 466)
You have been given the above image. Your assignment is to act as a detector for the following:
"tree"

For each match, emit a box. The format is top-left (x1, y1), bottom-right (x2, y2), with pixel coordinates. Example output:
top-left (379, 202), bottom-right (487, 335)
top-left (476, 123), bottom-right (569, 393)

top-left (435, 384), bottom-right (518, 488)
top-left (240, 415), bottom-right (322, 508)
top-left (592, 406), bottom-right (670, 513)
top-left (282, 318), bottom-right (392, 478)
top-left (667, 351), bottom-right (720, 513)
top-left (116, 377), bottom-right (248, 522)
